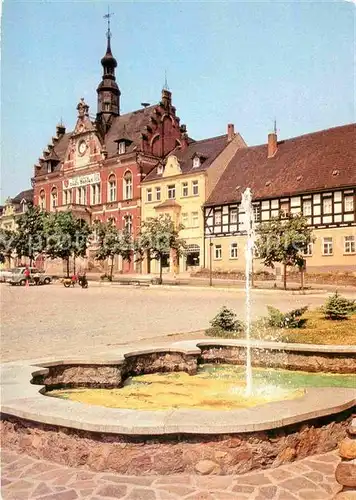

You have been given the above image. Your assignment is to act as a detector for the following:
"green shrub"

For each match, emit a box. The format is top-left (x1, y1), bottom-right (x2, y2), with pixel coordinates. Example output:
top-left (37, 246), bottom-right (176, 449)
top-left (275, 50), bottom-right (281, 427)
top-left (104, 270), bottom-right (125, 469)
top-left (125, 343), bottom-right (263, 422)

top-left (324, 292), bottom-right (355, 320)
top-left (206, 306), bottom-right (245, 337)
top-left (266, 305), bottom-right (308, 329)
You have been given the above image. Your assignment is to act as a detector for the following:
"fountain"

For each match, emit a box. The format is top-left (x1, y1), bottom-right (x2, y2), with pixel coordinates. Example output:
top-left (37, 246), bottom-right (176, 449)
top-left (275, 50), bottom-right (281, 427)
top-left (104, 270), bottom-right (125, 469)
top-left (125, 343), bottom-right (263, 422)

top-left (240, 187), bottom-right (256, 395)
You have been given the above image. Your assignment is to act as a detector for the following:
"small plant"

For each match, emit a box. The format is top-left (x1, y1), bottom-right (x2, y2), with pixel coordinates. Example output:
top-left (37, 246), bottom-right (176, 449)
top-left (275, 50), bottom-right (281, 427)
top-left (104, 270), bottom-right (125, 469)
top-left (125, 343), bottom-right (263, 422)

top-left (206, 306), bottom-right (245, 338)
top-left (266, 305), bottom-right (308, 329)
top-left (324, 292), bottom-right (355, 320)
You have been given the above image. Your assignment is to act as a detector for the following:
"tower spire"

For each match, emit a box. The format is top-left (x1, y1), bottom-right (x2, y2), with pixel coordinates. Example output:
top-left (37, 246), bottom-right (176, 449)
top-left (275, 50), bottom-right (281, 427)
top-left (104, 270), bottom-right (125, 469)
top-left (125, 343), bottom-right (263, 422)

top-left (104, 7), bottom-right (114, 53)
top-left (96, 6), bottom-right (120, 127)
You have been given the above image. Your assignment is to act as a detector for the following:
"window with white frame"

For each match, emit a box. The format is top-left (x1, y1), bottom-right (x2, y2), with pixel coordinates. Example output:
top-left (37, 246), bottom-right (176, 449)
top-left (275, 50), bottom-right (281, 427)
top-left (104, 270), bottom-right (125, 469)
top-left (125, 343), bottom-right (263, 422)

top-left (344, 195), bottom-right (354, 212)
top-left (77, 186), bottom-right (87, 205)
top-left (302, 199), bottom-right (312, 216)
top-left (191, 211), bottom-right (199, 227)
top-left (303, 242), bottom-right (313, 256)
top-left (253, 205), bottom-right (261, 223)
top-left (118, 141), bottom-right (126, 155)
top-left (181, 212), bottom-right (189, 226)
top-left (280, 201), bottom-right (290, 216)
top-left (108, 174), bottom-right (116, 202)
top-left (63, 189), bottom-right (72, 205)
top-left (344, 236), bottom-right (355, 254)
top-left (214, 244), bottom-right (222, 260)
top-left (155, 187), bottom-right (161, 201)
top-left (123, 171), bottom-right (133, 200)
top-left (192, 180), bottom-right (199, 196)
top-left (182, 182), bottom-right (188, 197)
top-left (167, 184), bottom-right (176, 199)
top-left (50, 188), bottom-right (58, 210)
top-left (230, 242), bottom-right (238, 259)
top-left (230, 208), bottom-right (238, 224)
top-left (124, 215), bottom-right (132, 234)
top-left (146, 188), bottom-right (152, 202)
top-left (323, 197), bottom-right (332, 215)
top-left (193, 156), bottom-right (200, 168)
top-left (39, 191), bottom-right (46, 211)
top-left (91, 184), bottom-right (100, 205)
top-left (214, 210), bottom-right (222, 225)
top-left (322, 237), bottom-right (333, 255)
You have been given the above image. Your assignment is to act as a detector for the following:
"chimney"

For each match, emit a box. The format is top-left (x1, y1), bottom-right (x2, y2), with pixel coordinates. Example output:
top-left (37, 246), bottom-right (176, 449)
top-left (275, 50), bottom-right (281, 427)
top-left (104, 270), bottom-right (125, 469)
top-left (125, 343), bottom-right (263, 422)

top-left (268, 131), bottom-right (277, 158)
top-left (227, 123), bottom-right (235, 142)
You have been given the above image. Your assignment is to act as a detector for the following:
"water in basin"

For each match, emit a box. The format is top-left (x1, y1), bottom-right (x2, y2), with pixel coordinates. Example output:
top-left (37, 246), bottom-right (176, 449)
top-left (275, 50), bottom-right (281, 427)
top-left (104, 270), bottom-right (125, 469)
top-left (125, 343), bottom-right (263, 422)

top-left (48, 365), bottom-right (355, 411)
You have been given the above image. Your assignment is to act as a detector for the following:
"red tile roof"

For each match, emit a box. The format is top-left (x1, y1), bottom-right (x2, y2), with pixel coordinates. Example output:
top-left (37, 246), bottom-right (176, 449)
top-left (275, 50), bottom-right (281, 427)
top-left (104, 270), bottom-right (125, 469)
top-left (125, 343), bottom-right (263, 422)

top-left (143, 134), bottom-right (230, 182)
top-left (205, 124), bottom-right (356, 206)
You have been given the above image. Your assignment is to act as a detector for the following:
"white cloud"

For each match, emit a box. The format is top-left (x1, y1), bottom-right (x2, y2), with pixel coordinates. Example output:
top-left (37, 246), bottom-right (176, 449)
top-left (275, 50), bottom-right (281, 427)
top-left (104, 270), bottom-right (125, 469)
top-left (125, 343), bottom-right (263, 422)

top-left (342, 0), bottom-right (356, 4)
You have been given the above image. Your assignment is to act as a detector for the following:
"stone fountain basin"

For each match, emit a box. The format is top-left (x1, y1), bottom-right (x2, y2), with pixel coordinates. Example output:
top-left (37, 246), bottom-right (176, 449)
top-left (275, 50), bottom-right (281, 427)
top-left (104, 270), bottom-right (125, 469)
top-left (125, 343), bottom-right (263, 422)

top-left (1, 340), bottom-right (355, 475)
top-left (1, 339), bottom-right (355, 436)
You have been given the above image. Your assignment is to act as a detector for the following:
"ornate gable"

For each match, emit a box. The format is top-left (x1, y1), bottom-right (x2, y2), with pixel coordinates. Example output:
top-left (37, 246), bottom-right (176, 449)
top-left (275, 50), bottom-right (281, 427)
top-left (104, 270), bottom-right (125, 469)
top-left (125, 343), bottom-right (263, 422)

top-left (162, 155), bottom-right (182, 177)
top-left (63, 99), bottom-right (103, 171)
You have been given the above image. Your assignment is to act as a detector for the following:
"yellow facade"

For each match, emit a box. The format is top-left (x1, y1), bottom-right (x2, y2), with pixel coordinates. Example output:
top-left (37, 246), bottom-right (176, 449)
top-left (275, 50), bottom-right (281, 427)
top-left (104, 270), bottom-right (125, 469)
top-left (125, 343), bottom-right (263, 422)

top-left (204, 226), bottom-right (356, 275)
top-left (141, 157), bottom-right (206, 274)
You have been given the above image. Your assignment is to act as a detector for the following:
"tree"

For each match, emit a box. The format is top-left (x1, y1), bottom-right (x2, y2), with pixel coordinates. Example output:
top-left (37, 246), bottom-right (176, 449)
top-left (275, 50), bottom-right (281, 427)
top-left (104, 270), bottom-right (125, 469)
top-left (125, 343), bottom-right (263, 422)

top-left (95, 221), bottom-right (133, 280)
top-left (255, 212), bottom-right (314, 290)
top-left (324, 292), bottom-right (355, 320)
top-left (0, 228), bottom-right (16, 265)
top-left (13, 205), bottom-right (47, 265)
top-left (135, 214), bottom-right (186, 284)
top-left (43, 211), bottom-right (91, 277)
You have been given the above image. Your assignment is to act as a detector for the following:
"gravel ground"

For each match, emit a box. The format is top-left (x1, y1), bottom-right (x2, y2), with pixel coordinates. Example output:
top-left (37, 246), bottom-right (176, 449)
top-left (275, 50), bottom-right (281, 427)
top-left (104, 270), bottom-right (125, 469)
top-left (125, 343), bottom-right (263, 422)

top-left (0, 283), bottom-right (347, 362)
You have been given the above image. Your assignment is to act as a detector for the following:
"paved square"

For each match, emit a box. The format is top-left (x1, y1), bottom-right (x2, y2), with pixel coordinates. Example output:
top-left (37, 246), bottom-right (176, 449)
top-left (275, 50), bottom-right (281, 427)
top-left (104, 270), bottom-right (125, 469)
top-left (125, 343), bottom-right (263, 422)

top-left (1, 283), bottom-right (337, 362)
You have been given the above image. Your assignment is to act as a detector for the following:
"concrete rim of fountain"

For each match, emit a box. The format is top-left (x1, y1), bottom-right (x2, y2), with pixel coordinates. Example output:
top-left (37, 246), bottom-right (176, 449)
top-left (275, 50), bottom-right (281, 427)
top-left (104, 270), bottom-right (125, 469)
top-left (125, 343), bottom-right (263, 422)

top-left (1, 339), bottom-right (355, 436)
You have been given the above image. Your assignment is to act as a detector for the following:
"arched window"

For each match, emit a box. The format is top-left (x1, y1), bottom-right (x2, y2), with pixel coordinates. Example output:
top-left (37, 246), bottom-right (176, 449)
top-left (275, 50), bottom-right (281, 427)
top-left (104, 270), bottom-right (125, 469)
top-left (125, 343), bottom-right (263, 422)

top-left (124, 214), bottom-right (132, 234)
top-left (123, 171), bottom-right (132, 200)
top-left (108, 174), bottom-right (116, 202)
top-left (39, 190), bottom-right (46, 211)
top-left (50, 188), bottom-right (57, 211)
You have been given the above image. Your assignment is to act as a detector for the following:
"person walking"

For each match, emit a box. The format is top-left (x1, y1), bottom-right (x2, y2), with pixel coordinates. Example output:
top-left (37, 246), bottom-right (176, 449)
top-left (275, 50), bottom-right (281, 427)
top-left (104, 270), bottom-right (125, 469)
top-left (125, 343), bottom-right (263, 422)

top-left (24, 266), bottom-right (30, 287)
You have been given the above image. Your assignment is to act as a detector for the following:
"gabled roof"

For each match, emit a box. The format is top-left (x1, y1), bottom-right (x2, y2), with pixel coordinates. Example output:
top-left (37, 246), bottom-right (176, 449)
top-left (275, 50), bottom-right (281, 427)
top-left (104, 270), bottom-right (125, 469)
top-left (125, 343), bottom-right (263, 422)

top-left (144, 134), bottom-right (230, 182)
top-left (12, 189), bottom-right (34, 204)
top-left (105, 106), bottom-right (157, 158)
top-left (205, 124), bottom-right (356, 206)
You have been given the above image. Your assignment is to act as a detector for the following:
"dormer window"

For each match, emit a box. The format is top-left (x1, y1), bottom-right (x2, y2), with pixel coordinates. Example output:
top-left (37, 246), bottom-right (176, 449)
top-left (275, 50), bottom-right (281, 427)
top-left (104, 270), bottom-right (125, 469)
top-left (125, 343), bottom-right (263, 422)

top-left (193, 156), bottom-right (201, 168)
top-left (47, 163), bottom-right (52, 174)
top-left (118, 141), bottom-right (126, 155)
top-left (157, 165), bottom-right (163, 175)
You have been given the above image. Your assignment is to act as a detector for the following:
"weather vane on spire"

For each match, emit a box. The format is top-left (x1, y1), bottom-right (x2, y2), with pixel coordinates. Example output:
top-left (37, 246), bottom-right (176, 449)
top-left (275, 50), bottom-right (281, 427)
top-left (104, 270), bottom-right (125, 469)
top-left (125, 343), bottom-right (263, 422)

top-left (104, 6), bottom-right (114, 41)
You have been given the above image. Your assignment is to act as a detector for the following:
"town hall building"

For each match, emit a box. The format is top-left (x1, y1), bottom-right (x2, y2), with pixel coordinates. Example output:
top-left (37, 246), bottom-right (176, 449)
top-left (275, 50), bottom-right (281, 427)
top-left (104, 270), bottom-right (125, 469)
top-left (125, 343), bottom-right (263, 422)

top-left (32, 25), bottom-right (189, 273)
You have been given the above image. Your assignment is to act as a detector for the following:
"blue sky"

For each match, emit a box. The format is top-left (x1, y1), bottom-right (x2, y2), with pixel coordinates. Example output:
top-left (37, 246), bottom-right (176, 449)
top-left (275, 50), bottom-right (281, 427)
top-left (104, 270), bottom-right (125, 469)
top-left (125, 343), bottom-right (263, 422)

top-left (1, 0), bottom-right (355, 201)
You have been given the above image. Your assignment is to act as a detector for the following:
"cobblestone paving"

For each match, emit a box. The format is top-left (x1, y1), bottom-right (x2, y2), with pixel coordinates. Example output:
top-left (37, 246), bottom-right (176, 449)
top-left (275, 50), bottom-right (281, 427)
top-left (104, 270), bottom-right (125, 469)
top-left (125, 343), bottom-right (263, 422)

top-left (1, 285), bottom-right (334, 362)
top-left (1, 448), bottom-right (341, 499)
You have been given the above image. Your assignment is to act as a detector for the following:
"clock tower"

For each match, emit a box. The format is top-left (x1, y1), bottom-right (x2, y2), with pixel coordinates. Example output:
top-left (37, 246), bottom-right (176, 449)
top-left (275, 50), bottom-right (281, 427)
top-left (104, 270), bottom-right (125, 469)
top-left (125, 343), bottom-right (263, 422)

top-left (96, 10), bottom-right (120, 132)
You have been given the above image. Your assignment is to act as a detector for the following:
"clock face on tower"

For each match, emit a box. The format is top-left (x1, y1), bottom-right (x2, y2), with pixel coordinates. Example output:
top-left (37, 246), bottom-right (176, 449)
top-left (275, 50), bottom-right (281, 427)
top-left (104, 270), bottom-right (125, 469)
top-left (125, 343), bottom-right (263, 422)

top-left (78, 140), bottom-right (87, 156)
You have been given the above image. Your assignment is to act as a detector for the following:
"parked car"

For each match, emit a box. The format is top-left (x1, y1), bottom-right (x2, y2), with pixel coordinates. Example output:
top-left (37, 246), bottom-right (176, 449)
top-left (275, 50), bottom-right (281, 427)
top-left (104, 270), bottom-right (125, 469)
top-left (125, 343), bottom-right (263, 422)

top-left (7, 267), bottom-right (52, 286)
top-left (0, 268), bottom-right (17, 283)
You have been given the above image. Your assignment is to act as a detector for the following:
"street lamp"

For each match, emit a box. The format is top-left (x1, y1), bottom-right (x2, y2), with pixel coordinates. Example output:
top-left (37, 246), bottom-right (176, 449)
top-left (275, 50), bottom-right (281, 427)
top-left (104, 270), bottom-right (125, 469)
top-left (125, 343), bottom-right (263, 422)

top-left (209, 236), bottom-right (213, 287)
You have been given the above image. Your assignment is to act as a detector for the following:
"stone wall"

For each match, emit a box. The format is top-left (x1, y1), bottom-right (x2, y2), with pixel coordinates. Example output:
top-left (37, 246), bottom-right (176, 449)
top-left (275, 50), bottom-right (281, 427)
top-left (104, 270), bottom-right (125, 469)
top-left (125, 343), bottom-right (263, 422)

top-left (33, 364), bottom-right (124, 389)
top-left (335, 418), bottom-right (356, 499)
top-left (1, 411), bottom-right (352, 476)
top-left (123, 351), bottom-right (198, 377)
top-left (32, 352), bottom-right (199, 390)
top-left (199, 346), bottom-right (356, 374)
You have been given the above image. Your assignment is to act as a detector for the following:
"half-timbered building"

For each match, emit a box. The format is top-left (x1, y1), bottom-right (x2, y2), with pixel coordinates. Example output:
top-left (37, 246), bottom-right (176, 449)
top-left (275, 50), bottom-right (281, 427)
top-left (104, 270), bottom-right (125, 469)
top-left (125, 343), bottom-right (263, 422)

top-left (204, 124), bottom-right (356, 273)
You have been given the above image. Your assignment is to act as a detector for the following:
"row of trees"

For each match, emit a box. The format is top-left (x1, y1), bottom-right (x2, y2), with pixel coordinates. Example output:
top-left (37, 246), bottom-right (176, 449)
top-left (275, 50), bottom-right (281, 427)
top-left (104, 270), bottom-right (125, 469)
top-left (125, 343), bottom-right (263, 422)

top-left (0, 205), bottom-right (313, 287)
top-left (0, 207), bottom-right (185, 282)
